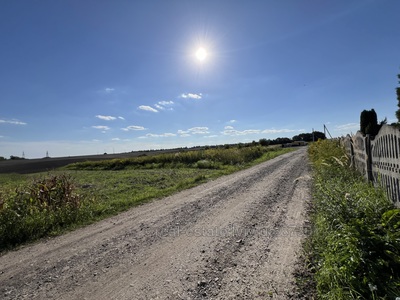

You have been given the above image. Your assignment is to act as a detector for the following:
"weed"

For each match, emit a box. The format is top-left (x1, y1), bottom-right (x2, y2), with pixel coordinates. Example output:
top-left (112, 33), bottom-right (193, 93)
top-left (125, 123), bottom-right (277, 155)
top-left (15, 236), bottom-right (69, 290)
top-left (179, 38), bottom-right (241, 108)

top-left (0, 174), bottom-right (83, 249)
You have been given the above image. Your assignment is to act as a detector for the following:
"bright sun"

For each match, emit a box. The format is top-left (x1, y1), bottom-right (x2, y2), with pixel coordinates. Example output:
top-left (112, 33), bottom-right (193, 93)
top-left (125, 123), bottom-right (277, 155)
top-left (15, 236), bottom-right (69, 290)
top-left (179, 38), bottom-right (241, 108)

top-left (195, 47), bottom-right (207, 61)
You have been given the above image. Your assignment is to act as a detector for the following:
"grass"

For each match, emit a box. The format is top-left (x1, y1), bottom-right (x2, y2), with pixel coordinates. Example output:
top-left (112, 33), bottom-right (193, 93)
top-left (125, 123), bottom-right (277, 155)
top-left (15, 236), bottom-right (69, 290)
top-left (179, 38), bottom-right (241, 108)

top-left (0, 146), bottom-right (295, 251)
top-left (305, 139), bottom-right (400, 299)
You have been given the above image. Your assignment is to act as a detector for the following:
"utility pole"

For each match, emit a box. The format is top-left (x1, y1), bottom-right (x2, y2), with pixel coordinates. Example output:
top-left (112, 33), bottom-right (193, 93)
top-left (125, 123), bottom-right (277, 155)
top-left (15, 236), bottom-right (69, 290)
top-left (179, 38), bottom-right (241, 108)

top-left (323, 124), bottom-right (333, 139)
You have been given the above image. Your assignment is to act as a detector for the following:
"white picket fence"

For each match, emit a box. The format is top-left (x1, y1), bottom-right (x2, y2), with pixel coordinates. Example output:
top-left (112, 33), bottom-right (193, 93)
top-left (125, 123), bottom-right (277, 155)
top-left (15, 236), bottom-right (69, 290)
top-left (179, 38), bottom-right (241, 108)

top-left (341, 125), bottom-right (400, 207)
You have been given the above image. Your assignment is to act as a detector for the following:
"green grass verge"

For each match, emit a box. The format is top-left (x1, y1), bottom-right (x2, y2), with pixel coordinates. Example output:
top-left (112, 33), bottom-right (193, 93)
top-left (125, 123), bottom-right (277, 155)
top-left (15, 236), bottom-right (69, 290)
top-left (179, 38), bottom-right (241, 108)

top-left (306, 139), bottom-right (400, 299)
top-left (0, 146), bottom-right (294, 252)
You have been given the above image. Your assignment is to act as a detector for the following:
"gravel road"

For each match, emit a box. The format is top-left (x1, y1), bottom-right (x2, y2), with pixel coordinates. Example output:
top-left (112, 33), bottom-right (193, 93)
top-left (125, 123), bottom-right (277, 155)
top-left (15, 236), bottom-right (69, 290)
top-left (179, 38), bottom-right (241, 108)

top-left (0, 148), bottom-right (311, 299)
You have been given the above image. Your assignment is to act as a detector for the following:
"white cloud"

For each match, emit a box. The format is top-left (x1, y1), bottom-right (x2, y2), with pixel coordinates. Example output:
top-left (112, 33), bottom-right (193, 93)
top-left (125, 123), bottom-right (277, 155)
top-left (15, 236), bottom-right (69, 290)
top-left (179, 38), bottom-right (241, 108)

top-left (262, 128), bottom-right (303, 134)
top-left (138, 105), bottom-right (158, 113)
top-left (0, 119), bottom-right (27, 125)
top-left (121, 125), bottom-right (146, 131)
top-left (188, 127), bottom-right (209, 134)
top-left (154, 101), bottom-right (174, 111)
top-left (228, 119), bottom-right (237, 124)
top-left (112, 138), bottom-right (120, 141)
top-left (159, 100), bottom-right (174, 106)
top-left (118, 116), bottom-right (125, 120)
top-left (177, 127), bottom-right (209, 136)
top-left (334, 123), bottom-right (359, 133)
top-left (92, 125), bottom-right (110, 131)
top-left (180, 93), bottom-right (202, 100)
top-left (105, 88), bottom-right (115, 93)
top-left (96, 115), bottom-right (117, 121)
top-left (222, 128), bottom-right (261, 136)
top-left (221, 126), bottom-right (302, 137)
top-left (146, 133), bottom-right (176, 138)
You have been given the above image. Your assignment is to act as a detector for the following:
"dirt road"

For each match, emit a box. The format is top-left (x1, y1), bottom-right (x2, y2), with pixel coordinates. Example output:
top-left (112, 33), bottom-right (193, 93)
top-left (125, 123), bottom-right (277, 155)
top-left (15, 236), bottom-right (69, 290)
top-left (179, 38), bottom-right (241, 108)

top-left (0, 148), bottom-right (311, 299)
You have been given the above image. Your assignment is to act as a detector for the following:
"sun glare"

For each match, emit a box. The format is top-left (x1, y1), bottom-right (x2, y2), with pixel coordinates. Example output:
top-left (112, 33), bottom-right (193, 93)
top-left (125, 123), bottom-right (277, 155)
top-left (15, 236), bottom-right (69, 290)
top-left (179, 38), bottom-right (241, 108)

top-left (195, 47), bottom-right (207, 61)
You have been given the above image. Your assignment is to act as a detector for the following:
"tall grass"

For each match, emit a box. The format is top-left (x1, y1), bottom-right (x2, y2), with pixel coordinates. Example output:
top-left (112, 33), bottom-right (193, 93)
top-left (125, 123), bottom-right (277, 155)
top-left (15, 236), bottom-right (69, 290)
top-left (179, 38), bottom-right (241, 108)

top-left (66, 146), bottom-right (268, 170)
top-left (308, 139), bottom-right (400, 299)
top-left (0, 174), bottom-right (89, 248)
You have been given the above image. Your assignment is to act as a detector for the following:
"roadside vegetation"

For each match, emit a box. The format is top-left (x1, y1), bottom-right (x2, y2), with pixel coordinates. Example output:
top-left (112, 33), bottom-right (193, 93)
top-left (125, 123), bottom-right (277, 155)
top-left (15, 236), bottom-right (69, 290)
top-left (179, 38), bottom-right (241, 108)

top-left (305, 139), bottom-right (400, 299)
top-left (0, 146), bottom-right (294, 252)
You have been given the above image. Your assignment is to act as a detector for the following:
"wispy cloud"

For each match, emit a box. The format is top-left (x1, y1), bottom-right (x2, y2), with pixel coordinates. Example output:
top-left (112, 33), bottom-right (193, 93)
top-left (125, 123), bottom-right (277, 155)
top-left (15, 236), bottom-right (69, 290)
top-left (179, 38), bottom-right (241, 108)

top-left (96, 115), bottom-right (117, 121)
top-left (138, 105), bottom-right (158, 113)
top-left (154, 101), bottom-right (174, 111)
top-left (145, 133), bottom-right (177, 138)
top-left (221, 127), bottom-right (301, 136)
top-left (121, 125), bottom-right (146, 131)
top-left (111, 138), bottom-right (120, 141)
top-left (104, 88), bottom-right (115, 93)
top-left (0, 119), bottom-right (27, 125)
top-left (262, 128), bottom-right (303, 134)
top-left (188, 127), bottom-right (209, 134)
top-left (228, 119), bottom-right (237, 124)
top-left (222, 128), bottom-right (261, 136)
top-left (158, 100), bottom-right (174, 106)
top-left (176, 127), bottom-right (210, 137)
top-left (334, 123), bottom-right (359, 134)
top-left (118, 116), bottom-right (125, 120)
top-left (92, 125), bottom-right (110, 131)
top-left (180, 93), bottom-right (202, 100)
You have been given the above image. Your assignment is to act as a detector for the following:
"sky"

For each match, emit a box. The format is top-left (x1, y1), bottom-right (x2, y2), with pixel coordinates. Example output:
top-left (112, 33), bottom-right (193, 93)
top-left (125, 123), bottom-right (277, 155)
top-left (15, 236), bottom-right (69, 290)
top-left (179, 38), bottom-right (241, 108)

top-left (1, 0), bottom-right (399, 159)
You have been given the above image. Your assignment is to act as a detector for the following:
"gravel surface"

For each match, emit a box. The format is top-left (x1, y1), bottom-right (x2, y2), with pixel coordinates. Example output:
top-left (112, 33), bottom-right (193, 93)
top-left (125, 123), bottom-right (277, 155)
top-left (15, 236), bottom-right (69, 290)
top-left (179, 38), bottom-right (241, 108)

top-left (0, 148), bottom-right (311, 299)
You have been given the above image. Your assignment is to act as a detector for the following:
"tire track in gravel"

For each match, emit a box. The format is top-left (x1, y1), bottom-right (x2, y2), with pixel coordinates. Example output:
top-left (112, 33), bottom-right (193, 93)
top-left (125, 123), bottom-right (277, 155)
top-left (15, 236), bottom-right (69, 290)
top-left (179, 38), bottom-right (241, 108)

top-left (0, 148), bottom-right (311, 300)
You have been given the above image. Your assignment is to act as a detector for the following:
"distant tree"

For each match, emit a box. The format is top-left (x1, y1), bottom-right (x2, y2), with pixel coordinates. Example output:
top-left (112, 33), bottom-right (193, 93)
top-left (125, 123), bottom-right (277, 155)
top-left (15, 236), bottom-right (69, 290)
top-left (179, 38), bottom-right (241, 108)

top-left (0, 156), bottom-right (6, 161)
top-left (273, 137), bottom-right (292, 145)
top-left (292, 131), bottom-right (325, 142)
top-left (396, 73), bottom-right (400, 123)
top-left (313, 131), bottom-right (326, 141)
top-left (259, 138), bottom-right (270, 146)
top-left (360, 109), bottom-right (379, 135)
top-left (10, 155), bottom-right (24, 160)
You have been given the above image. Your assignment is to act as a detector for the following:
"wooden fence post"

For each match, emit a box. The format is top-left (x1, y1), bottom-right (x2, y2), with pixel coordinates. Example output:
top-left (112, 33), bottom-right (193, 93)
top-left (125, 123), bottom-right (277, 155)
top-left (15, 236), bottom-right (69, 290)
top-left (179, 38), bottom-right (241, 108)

top-left (365, 134), bottom-right (373, 182)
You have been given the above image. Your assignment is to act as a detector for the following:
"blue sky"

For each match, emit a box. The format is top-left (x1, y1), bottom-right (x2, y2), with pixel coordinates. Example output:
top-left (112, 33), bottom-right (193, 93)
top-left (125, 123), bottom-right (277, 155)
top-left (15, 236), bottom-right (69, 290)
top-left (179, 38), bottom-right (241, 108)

top-left (1, 0), bottom-right (399, 158)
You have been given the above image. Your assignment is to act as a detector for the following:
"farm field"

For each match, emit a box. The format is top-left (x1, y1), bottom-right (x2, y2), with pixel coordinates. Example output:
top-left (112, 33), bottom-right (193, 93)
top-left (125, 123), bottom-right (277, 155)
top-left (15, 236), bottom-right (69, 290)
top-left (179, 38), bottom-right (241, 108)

top-left (0, 145), bottom-right (295, 250)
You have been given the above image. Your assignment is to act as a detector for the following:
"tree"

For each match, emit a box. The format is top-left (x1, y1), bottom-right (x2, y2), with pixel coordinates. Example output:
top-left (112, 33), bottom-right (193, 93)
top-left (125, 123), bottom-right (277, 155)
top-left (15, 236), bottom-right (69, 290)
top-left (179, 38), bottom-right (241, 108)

top-left (292, 131), bottom-right (325, 142)
top-left (396, 73), bottom-right (400, 123)
top-left (360, 109), bottom-right (379, 135)
top-left (259, 138), bottom-right (270, 146)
